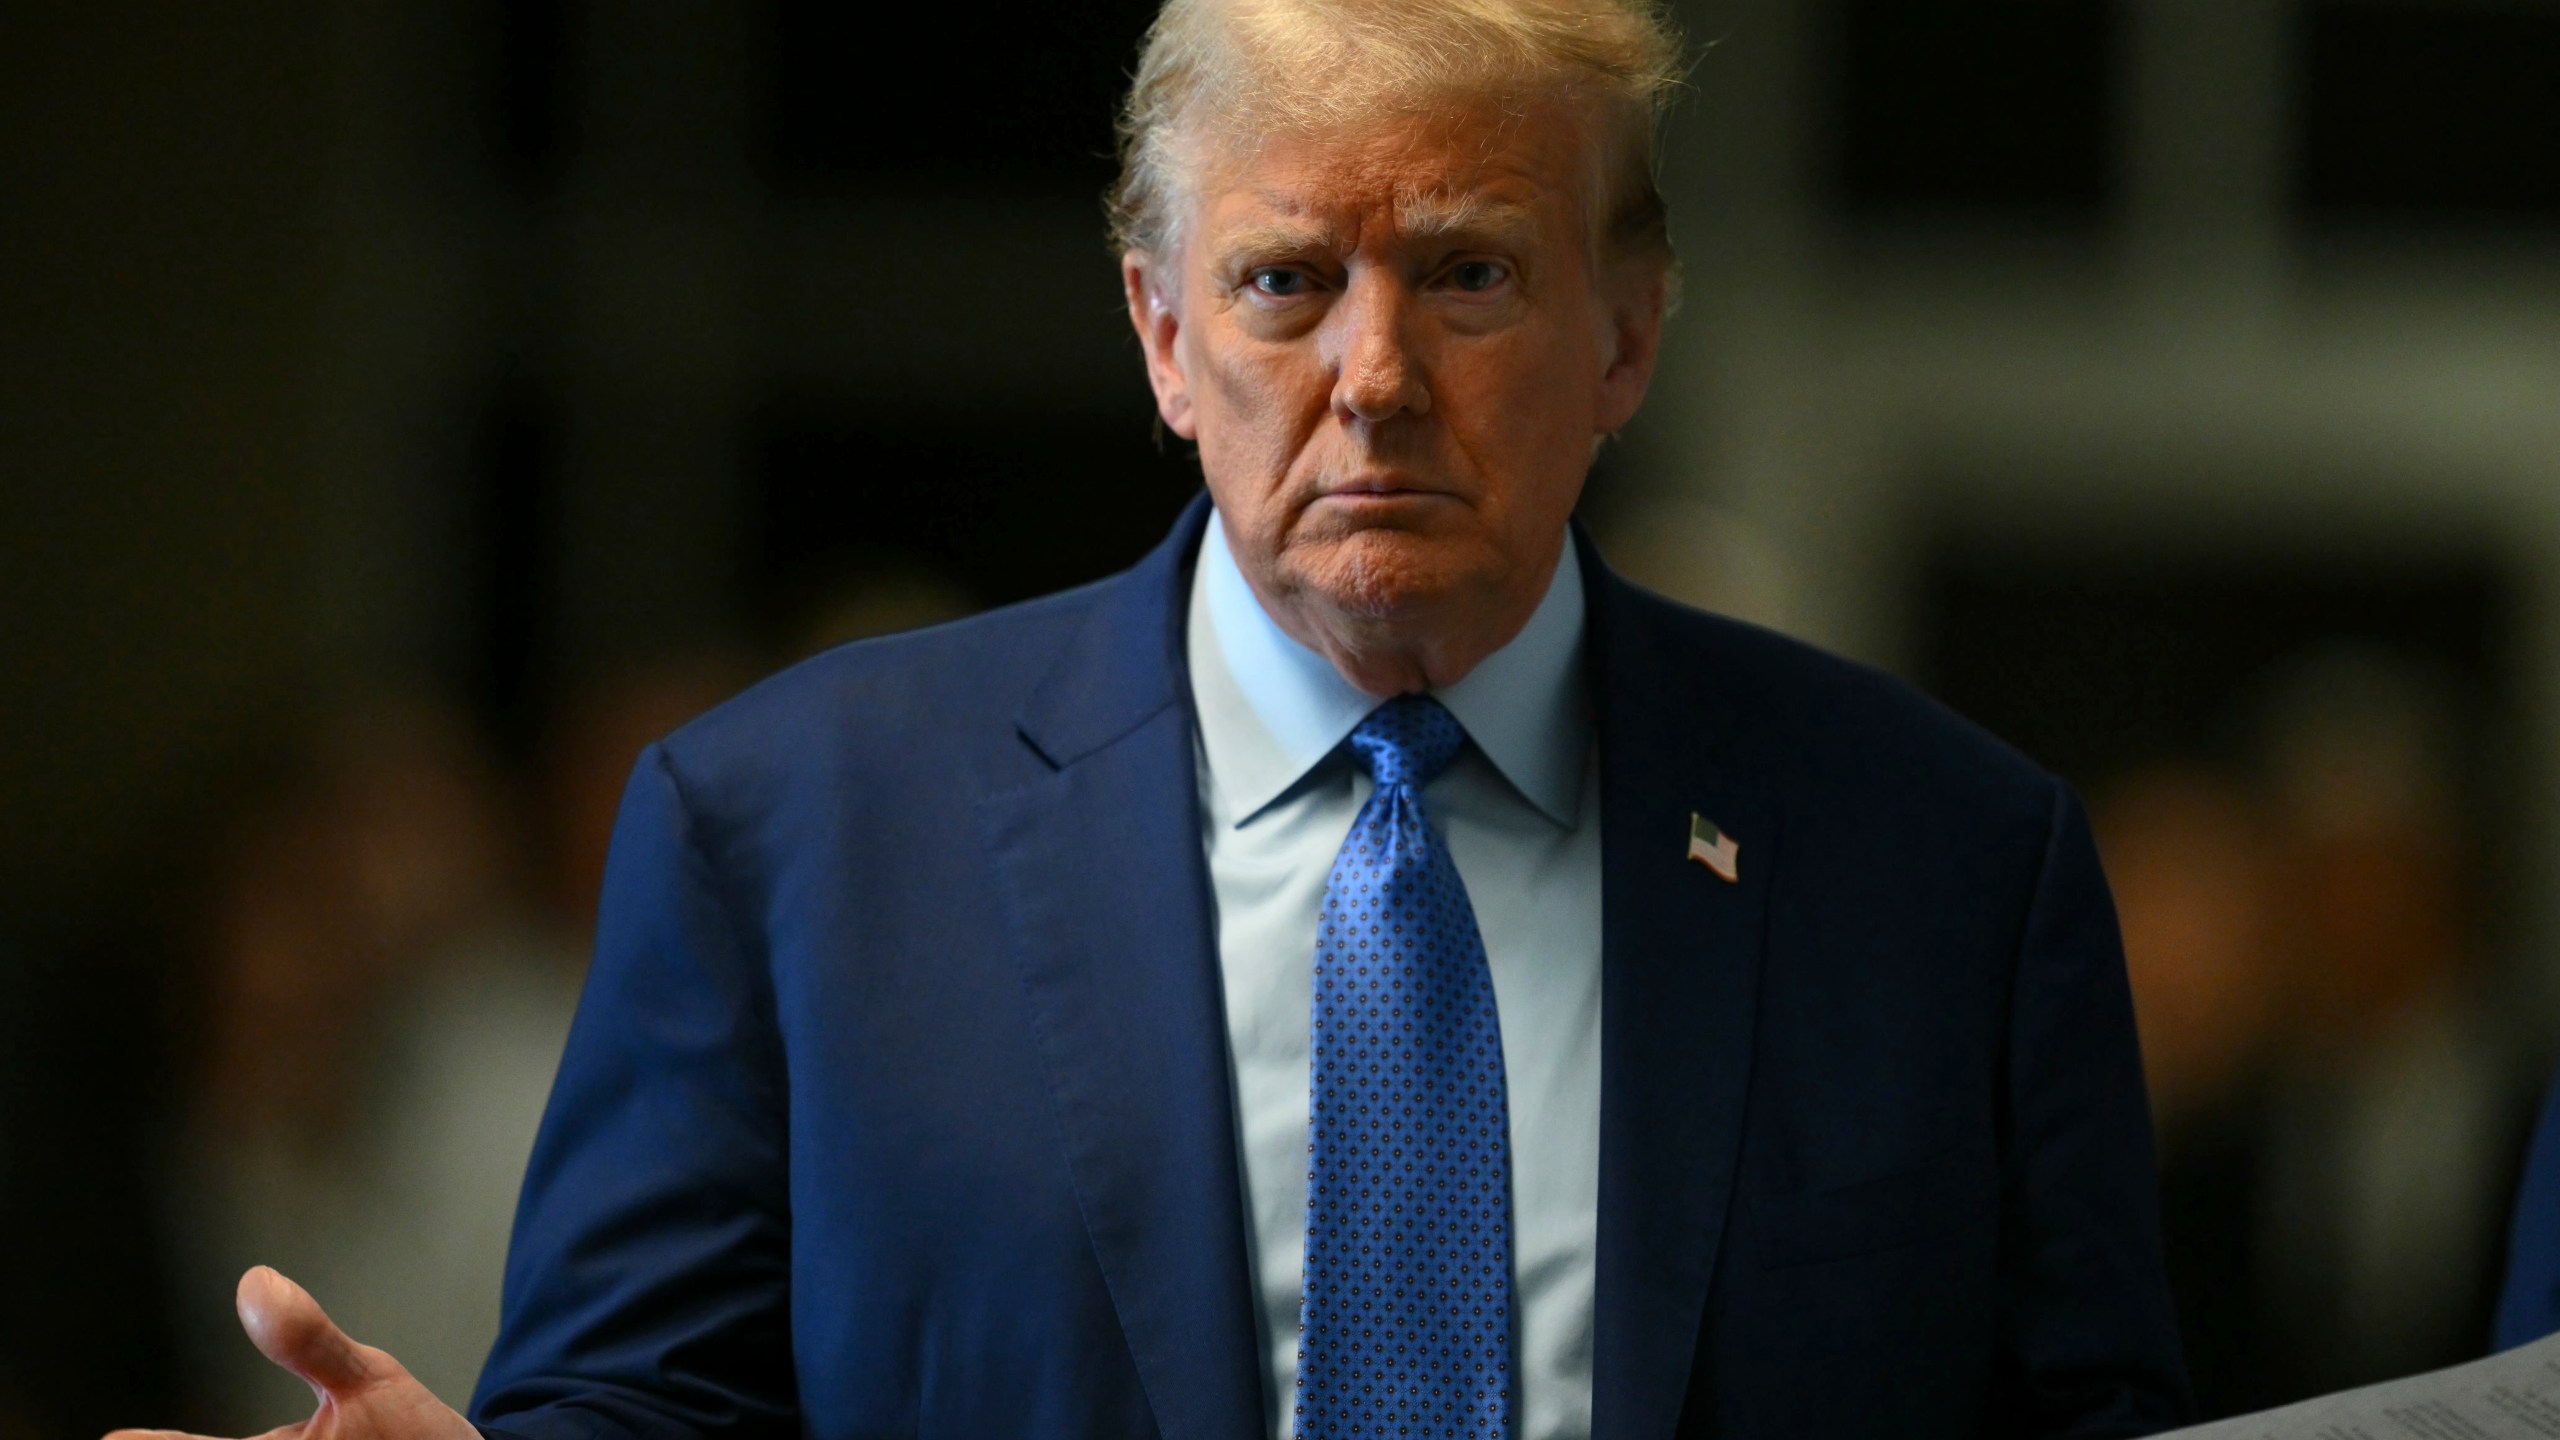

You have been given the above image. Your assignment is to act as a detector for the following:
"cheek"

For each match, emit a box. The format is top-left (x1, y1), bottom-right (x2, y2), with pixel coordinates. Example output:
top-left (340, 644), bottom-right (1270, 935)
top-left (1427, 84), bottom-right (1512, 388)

top-left (1500, 316), bottom-right (1604, 416)
top-left (1195, 335), bottom-right (1329, 478)
top-left (1445, 327), bottom-right (1603, 492)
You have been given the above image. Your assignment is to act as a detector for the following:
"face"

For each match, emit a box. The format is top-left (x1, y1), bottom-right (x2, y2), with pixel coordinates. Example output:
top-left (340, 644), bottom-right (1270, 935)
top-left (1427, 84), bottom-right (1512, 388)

top-left (1125, 96), bottom-right (1665, 684)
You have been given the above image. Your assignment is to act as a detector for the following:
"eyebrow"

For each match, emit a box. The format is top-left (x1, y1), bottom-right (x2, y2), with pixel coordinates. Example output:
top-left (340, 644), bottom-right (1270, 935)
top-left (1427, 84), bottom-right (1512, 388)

top-left (1213, 222), bottom-right (1348, 265)
top-left (1391, 191), bottom-right (1541, 247)
top-left (1211, 192), bottom-right (1545, 268)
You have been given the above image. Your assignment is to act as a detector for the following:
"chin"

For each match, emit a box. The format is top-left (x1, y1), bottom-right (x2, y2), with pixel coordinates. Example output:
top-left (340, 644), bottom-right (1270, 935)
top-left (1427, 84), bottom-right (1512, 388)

top-left (1295, 528), bottom-right (1485, 622)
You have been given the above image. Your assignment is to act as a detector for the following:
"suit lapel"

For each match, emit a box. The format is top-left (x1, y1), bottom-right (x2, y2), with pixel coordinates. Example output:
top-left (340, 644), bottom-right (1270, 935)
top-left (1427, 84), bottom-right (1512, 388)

top-left (1582, 535), bottom-right (1779, 1440)
top-left (977, 496), bottom-right (1265, 1440)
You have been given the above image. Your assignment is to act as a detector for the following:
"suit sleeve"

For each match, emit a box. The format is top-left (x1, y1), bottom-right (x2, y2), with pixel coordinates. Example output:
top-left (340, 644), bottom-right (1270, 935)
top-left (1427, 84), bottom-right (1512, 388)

top-left (470, 744), bottom-right (798, 1439)
top-left (1994, 779), bottom-right (2194, 1438)
top-left (2494, 1059), bottom-right (2560, 1350)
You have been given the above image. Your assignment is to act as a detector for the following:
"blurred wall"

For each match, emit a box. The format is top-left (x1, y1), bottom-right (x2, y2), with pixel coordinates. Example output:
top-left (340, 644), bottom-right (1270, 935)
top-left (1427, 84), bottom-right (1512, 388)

top-left (1, 0), bottom-right (1191, 929)
top-left (3, 5), bottom-right (335, 928)
top-left (1613, 0), bottom-right (2560, 995)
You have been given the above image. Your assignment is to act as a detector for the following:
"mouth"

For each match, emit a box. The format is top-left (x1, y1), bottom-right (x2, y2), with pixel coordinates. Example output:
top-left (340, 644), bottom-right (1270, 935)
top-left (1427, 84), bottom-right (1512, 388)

top-left (1316, 475), bottom-right (1448, 501)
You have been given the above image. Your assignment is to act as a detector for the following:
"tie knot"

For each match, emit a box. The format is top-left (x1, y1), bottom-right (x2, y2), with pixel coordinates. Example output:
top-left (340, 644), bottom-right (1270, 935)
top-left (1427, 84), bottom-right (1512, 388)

top-left (1348, 694), bottom-right (1465, 792)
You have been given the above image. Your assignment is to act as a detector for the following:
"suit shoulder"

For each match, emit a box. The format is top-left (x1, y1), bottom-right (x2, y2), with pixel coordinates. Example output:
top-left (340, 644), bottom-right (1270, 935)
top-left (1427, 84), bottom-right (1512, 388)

top-left (649, 578), bottom-right (1108, 803)
top-left (1623, 586), bottom-right (2062, 825)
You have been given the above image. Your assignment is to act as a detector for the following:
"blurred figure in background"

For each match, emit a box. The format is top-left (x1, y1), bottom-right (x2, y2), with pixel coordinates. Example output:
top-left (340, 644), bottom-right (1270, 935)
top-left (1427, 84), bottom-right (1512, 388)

top-left (166, 578), bottom-right (960, 1426)
top-left (2248, 646), bottom-right (2532, 1394)
top-left (2098, 644), bottom-right (2537, 1418)
top-left (166, 614), bottom-right (977, 1423)
top-left (2102, 765), bottom-right (2287, 1130)
top-left (170, 690), bottom-right (558, 1427)
top-left (2097, 762), bottom-right (2290, 1417)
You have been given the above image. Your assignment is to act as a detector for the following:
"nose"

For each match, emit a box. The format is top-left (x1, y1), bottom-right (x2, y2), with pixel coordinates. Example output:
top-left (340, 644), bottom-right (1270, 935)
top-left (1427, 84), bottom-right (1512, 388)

top-left (1326, 271), bottom-right (1431, 424)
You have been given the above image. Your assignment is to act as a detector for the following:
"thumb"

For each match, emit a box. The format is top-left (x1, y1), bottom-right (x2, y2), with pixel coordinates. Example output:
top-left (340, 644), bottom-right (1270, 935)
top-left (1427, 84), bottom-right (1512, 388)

top-left (235, 1265), bottom-right (388, 1399)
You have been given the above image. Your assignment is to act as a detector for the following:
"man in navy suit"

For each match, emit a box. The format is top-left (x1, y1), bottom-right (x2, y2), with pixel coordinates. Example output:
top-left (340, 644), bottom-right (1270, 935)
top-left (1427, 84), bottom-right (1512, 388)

top-left (114, 0), bottom-right (2188, 1436)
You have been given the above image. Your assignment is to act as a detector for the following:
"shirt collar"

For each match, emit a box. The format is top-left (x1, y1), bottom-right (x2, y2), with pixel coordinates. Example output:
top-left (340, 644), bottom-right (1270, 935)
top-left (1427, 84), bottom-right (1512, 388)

top-left (1187, 508), bottom-right (1589, 827)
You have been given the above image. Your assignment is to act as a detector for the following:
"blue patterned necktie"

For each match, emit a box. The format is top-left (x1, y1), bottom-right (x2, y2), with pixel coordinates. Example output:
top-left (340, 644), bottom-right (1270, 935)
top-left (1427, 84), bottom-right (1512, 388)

top-left (1298, 694), bottom-right (1513, 1440)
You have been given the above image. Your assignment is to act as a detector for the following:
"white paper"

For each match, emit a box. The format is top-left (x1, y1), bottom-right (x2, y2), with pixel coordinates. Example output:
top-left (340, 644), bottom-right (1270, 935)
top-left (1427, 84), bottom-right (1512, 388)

top-left (2168, 1332), bottom-right (2560, 1439)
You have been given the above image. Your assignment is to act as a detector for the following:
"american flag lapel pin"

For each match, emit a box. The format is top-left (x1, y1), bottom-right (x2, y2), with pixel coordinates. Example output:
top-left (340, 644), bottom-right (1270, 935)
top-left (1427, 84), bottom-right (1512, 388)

top-left (1687, 812), bottom-right (1740, 883)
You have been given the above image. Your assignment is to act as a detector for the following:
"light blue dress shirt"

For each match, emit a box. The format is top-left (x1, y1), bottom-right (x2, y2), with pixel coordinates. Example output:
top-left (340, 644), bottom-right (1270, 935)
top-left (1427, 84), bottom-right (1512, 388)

top-left (1186, 512), bottom-right (1603, 1440)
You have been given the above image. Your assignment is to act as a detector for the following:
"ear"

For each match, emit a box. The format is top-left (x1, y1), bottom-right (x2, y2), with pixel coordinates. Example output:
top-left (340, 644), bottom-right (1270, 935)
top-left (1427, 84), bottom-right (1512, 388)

top-left (1593, 261), bottom-right (1668, 436)
top-left (1123, 250), bottom-right (1198, 441)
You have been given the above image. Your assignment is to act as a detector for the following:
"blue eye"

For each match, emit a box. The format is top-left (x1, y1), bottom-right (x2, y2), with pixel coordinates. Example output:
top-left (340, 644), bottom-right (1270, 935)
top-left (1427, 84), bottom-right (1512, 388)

top-left (1449, 260), bottom-right (1506, 292)
top-left (1250, 268), bottom-right (1309, 297)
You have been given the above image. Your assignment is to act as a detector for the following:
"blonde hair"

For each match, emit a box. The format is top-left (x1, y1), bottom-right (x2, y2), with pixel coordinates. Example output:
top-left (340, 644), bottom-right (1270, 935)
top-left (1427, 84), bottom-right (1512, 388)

top-left (1108, 0), bottom-right (1685, 268)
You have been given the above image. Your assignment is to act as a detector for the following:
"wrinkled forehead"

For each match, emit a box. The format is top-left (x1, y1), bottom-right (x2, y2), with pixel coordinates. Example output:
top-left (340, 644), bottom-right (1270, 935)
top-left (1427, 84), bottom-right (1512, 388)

top-left (1180, 98), bottom-right (1604, 259)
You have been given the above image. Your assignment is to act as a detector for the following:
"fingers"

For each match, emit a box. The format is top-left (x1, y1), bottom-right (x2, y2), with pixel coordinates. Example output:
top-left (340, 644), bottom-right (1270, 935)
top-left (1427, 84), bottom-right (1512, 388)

top-left (234, 1265), bottom-right (387, 1398)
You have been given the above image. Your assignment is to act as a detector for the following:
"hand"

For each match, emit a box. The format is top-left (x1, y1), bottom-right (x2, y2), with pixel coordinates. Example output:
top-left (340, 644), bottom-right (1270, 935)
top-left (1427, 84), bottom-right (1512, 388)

top-left (106, 1267), bottom-right (480, 1440)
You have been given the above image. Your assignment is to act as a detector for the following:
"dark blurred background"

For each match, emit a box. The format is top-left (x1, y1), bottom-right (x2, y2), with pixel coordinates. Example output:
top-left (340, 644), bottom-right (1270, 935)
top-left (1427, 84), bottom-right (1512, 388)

top-left (5, 0), bottom-right (2559, 1433)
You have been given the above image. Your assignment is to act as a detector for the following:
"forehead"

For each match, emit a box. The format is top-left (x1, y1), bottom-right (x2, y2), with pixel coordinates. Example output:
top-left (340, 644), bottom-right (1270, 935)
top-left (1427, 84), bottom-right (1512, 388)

top-left (1187, 97), bottom-right (1597, 248)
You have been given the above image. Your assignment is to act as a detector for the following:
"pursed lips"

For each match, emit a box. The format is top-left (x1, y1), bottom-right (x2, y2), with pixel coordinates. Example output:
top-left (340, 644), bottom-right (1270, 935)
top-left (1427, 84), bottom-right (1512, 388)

top-left (1316, 476), bottom-right (1449, 500)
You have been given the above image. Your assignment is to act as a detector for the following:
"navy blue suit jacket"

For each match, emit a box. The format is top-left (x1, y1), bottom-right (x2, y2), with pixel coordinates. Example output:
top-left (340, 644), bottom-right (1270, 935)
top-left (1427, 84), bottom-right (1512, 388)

top-left (472, 497), bottom-right (2189, 1439)
top-left (2497, 1059), bottom-right (2560, 1350)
